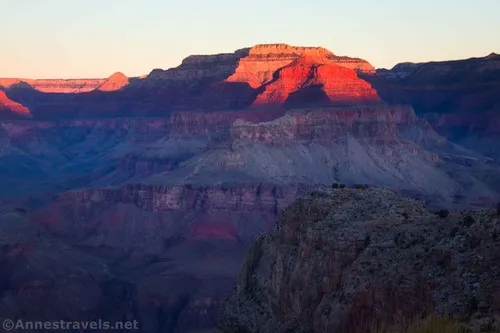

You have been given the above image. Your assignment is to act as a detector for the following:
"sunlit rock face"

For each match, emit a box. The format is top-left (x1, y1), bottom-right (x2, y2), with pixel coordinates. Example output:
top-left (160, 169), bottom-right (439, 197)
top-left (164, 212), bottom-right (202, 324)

top-left (250, 53), bottom-right (380, 107)
top-left (0, 91), bottom-right (31, 118)
top-left (226, 44), bottom-right (376, 89)
top-left (96, 72), bottom-right (130, 92)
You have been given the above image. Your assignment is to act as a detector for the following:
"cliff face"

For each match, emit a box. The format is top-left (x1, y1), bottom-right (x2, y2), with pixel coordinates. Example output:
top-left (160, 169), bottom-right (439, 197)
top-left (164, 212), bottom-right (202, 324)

top-left (251, 54), bottom-right (380, 107)
top-left (34, 183), bottom-right (313, 250)
top-left (219, 187), bottom-right (500, 333)
top-left (368, 53), bottom-right (500, 159)
top-left (231, 105), bottom-right (416, 143)
top-left (225, 44), bottom-right (375, 89)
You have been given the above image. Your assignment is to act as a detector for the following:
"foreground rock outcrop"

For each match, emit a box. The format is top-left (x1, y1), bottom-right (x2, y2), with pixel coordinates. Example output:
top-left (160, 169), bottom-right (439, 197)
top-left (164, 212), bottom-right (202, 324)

top-left (219, 187), bottom-right (500, 333)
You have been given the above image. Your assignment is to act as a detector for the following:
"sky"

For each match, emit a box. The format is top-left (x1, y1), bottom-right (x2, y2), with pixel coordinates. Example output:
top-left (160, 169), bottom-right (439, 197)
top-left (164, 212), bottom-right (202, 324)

top-left (1, 0), bottom-right (499, 78)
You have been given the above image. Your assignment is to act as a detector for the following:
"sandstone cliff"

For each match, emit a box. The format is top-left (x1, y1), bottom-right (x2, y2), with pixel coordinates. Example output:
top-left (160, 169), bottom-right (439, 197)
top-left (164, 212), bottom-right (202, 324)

top-left (251, 53), bottom-right (380, 107)
top-left (219, 187), bottom-right (500, 333)
top-left (226, 44), bottom-right (375, 89)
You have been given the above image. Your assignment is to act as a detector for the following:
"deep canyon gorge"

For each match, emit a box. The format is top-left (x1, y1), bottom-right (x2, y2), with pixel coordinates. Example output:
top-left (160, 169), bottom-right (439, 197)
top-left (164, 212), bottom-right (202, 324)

top-left (1, 44), bottom-right (500, 332)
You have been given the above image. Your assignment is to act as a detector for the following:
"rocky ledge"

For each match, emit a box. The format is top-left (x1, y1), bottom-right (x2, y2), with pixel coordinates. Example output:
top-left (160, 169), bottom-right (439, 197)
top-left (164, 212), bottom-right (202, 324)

top-left (219, 187), bottom-right (500, 333)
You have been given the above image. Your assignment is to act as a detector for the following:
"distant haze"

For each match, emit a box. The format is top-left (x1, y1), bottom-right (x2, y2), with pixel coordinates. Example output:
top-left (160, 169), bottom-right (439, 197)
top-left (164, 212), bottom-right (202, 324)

top-left (1, 0), bottom-right (499, 78)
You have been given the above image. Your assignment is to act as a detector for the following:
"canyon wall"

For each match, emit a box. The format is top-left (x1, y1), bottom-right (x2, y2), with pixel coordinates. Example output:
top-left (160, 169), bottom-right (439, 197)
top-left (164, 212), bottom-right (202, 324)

top-left (368, 53), bottom-right (500, 159)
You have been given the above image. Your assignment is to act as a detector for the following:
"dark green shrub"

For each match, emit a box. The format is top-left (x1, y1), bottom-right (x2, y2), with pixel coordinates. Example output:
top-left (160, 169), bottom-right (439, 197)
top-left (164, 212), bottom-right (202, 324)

top-left (353, 184), bottom-right (368, 190)
top-left (15, 207), bottom-right (27, 214)
top-left (332, 183), bottom-right (339, 189)
top-left (436, 209), bottom-right (449, 218)
top-left (496, 202), bottom-right (500, 215)
top-left (339, 184), bottom-right (346, 189)
top-left (463, 215), bottom-right (475, 227)
top-left (449, 227), bottom-right (459, 237)
top-left (406, 315), bottom-right (470, 333)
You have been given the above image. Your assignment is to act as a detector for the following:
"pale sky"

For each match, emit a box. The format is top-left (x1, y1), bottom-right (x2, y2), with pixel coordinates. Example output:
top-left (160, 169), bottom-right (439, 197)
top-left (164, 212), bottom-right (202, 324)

top-left (1, 0), bottom-right (499, 78)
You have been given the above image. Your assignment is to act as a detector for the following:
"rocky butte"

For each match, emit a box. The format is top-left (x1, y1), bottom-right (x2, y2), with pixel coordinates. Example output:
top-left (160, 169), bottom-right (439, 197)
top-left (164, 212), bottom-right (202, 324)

top-left (251, 53), bottom-right (380, 107)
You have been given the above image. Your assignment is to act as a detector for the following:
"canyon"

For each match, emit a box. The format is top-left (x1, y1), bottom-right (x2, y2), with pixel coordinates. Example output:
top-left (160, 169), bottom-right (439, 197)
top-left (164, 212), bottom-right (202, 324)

top-left (0, 44), bottom-right (499, 332)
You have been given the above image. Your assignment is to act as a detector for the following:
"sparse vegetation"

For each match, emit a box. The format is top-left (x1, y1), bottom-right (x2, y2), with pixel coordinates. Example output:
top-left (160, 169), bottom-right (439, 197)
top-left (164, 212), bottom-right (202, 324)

top-left (435, 209), bottom-right (449, 218)
top-left (466, 296), bottom-right (479, 317)
top-left (339, 184), bottom-right (346, 189)
top-left (332, 183), bottom-right (339, 189)
top-left (354, 184), bottom-right (369, 190)
top-left (311, 190), bottom-right (330, 198)
top-left (15, 207), bottom-right (27, 214)
top-left (463, 215), bottom-right (475, 227)
top-left (406, 316), bottom-right (470, 333)
top-left (496, 202), bottom-right (500, 215)
top-left (449, 226), bottom-right (459, 237)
